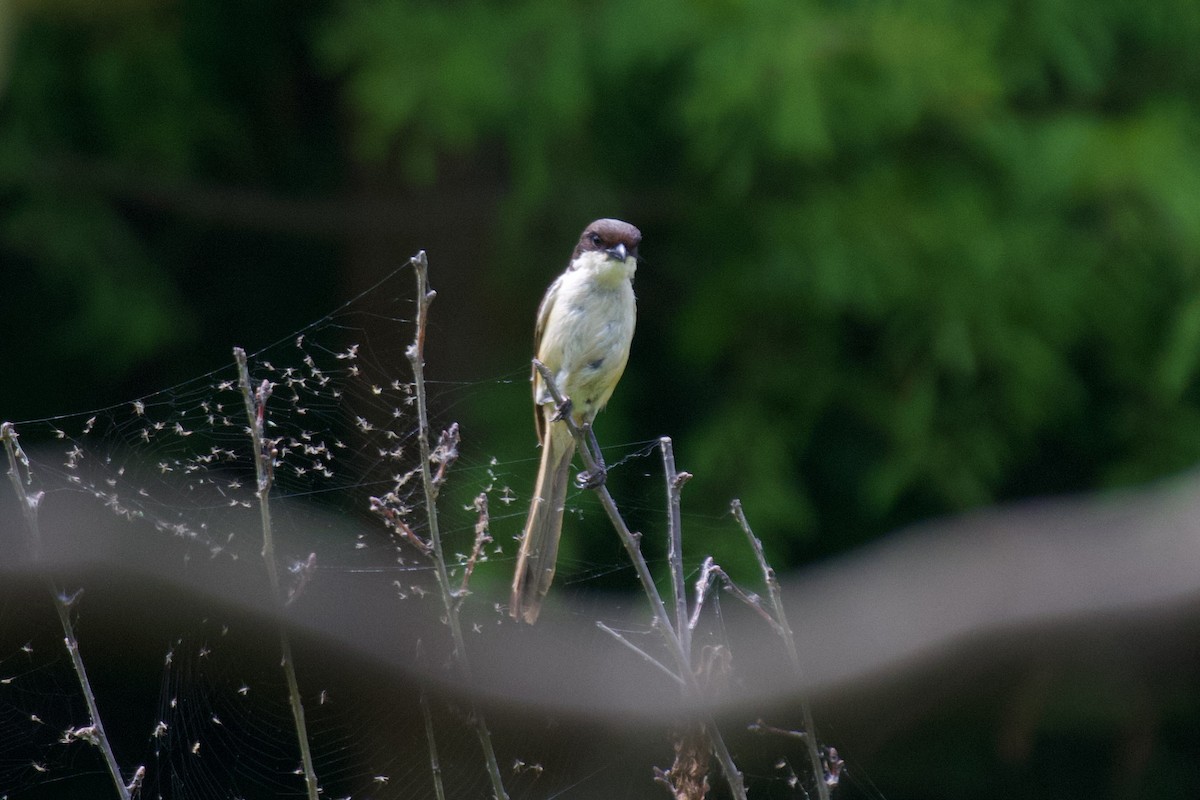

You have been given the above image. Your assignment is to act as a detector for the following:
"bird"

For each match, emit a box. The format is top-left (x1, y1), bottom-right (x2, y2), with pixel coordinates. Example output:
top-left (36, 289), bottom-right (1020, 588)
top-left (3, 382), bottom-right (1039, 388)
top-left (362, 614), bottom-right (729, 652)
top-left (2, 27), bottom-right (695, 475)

top-left (510, 218), bottom-right (641, 624)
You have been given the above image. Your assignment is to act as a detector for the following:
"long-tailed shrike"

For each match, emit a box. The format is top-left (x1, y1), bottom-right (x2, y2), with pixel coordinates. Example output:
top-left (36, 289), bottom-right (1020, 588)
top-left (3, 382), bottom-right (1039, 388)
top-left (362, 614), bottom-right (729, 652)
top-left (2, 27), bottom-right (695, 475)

top-left (510, 218), bottom-right (641, 624)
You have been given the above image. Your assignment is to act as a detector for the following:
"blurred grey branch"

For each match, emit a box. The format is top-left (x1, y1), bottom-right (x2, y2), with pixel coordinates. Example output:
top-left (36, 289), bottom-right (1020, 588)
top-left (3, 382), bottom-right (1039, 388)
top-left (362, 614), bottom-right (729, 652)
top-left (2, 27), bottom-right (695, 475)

top-left (5, 453), bottom-right (1200, 726)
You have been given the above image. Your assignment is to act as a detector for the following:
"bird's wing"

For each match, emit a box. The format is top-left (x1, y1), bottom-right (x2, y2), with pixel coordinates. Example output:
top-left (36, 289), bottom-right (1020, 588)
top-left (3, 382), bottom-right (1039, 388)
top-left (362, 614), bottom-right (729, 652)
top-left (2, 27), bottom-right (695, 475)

top-left (532, 273), bottom-right (563, 442)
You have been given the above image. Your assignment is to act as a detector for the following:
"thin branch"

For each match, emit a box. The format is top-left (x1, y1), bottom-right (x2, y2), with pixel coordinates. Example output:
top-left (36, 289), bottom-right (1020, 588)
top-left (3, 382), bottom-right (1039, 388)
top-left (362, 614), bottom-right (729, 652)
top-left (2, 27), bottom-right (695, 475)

top-left (660, 437), bottom-right (692, 659)
top-left (54, 592), bottom-right (132, 800)
top-left (3, 423), bottom-right (134, 799)
top-left (732, 499), bottom-right (828, 800)
top-left (711, 567), bottom-right (788, 637)
top-left (430, 423), bottom-right (461, 496)
top-left (407, 251), bottom-right (508, 800)
top-left (420, 689), bottom-right (447, 800)
top-left (531, 360), bottom-right (681, 650)
top-left (596, 622), bottom-right (687, 688)
top-left (687, 557), bottom-right (785, 636)
top-left (369, 498), bottom-right (433, 554)
top-left (234, 348), bottom-right (319, 800)
top-left (688, 556), bottom-right (719, 633)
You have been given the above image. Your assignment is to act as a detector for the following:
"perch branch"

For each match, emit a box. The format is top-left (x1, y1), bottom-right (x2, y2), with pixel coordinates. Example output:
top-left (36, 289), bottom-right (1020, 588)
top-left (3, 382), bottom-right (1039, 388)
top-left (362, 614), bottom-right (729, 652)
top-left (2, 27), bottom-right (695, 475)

top-left (531, 361), bottom-right (747, 800)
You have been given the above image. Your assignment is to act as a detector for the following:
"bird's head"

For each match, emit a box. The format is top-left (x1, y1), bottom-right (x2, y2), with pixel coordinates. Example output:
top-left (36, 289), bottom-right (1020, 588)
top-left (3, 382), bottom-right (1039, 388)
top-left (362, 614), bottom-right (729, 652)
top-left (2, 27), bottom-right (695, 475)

top-left (574, 218), bottom-right (641, 263)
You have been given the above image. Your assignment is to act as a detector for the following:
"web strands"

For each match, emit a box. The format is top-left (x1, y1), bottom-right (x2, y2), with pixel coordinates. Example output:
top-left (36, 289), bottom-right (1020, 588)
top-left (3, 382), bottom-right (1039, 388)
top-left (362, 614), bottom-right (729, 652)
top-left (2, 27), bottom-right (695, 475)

top-left (0, 266), bottom-right (494, 798)
top-left (0, 260), bottom-right (828, 800)
top-left (7, 275), bottom-right (426, 566)
top-left (146, 619), bottom-right (506, 800)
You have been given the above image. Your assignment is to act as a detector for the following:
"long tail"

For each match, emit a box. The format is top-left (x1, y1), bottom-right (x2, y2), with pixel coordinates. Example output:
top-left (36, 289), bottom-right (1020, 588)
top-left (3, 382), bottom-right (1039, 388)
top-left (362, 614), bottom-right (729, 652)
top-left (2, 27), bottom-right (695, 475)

top-left (510, 418), bottom-right (575, 623)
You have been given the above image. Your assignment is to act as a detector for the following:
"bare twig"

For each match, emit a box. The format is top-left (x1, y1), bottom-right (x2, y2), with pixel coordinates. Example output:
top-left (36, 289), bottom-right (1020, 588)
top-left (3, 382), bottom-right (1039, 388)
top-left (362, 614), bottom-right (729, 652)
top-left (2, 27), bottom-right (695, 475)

top-left (712, 569), bottom-right (787, 636)
top-left (596, 622), bottom-right (687, 688)
top-left (369, 496), bottom-right (433, 554)
top-left (531, 361), bottom-right (680, 646)
top-left (125, 765), bottom-right (146, 796)
top-left (732, 499), bottom-right (828, 800)
top-left (531, 362), bottom-right (747, 800)
top-left (407, 251), bottom-right (508, 800)
top-left (3, 423), bottom-right (135, 799)
top-left (234, 348), bottom-right (320, 800)
top-left (420, 689), bottom-right (447, 800)
top-left (688, 557), bottom-right (719, 632)
top-left (689, 557), bottom-right (776, 634)
top-left (660, 438), bottom-right (692, 658)
top-left (54, 592), bottom-right (133, 800)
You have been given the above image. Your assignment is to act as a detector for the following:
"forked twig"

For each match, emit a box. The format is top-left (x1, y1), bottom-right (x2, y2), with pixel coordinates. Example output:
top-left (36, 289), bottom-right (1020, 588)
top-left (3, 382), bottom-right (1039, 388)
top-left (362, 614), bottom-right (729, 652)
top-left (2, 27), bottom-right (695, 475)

top-left (234, 348), bottom-right (320, 800)
top-left (732, 500), bottom-right (830, 800)
top-left (691, 557), bottom-right (784, 636)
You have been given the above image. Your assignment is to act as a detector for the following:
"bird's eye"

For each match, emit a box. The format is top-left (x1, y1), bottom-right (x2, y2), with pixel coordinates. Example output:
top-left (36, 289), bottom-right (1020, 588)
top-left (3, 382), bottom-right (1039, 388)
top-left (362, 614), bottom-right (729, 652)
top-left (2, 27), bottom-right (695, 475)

top-left (589, 233), bottom-right (603, 247)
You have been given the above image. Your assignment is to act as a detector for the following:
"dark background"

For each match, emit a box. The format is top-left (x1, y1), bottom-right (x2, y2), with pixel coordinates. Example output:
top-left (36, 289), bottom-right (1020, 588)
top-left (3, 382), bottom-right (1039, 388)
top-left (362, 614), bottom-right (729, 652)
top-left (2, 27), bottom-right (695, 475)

top-left (3, 1), bottom-right (1200, 797)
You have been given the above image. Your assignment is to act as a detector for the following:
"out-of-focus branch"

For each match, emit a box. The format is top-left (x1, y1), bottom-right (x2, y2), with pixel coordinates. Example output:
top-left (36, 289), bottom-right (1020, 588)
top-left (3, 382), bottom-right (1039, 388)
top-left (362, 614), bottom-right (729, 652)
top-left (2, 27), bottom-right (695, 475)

top-left (23, 154), bottom-right (496, 238)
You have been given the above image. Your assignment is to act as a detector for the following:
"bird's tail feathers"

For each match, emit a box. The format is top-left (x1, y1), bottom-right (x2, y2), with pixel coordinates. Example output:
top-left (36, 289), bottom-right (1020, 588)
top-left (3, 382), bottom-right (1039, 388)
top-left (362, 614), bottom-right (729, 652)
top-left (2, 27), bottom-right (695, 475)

top-left (510, 420), bottom-right (575, 623)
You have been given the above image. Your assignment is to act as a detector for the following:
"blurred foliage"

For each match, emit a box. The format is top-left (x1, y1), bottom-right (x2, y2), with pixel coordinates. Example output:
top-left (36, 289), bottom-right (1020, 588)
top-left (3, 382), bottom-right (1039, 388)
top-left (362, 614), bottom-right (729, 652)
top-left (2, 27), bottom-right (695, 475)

top-left (0, 0), bottom-right (341, 415)
top-left (317, 0), bottom-right (1200, 565)
top-left (4, 0), bottom-right (1200, 565)
top-left (4, 1), bottom-right (1200, 796)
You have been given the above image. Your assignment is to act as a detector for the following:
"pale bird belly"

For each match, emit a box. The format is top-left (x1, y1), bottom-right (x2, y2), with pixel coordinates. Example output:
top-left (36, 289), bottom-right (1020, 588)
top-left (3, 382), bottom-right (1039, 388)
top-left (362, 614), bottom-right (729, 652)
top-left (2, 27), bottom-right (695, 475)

top-left (557, 312), bottom-right (632, 420)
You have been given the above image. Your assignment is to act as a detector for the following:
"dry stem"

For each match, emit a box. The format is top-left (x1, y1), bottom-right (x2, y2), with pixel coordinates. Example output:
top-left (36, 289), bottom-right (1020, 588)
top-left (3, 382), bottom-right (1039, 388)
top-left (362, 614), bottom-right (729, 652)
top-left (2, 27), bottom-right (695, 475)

top-left (420, 688), bottom-right (448, 800)
top-left (661, 437), bottom-right (692, 658)
top-left (407, 251), bottom-right (508, 800)
top-left (234, 348), bottom-right (320, 800)
top-left (3, 423), bottom-right (135, 799)
top-left (732, 500), bottom-right (829, 800)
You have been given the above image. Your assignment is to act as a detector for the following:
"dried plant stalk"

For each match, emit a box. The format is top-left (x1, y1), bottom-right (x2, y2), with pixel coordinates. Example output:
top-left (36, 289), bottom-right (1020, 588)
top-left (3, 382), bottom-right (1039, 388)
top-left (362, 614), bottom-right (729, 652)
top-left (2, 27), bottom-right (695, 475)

top-left (3, 423), bottom-right (135, 800)
top-left (407, 252), bottom-right (508, 800)
top-left (234, 348), bottom-right (320, 800)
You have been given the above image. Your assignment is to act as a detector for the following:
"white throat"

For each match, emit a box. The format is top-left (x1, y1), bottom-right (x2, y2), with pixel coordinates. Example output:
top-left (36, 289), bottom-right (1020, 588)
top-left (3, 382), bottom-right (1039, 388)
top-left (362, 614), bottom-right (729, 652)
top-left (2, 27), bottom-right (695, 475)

top-left (570, 250), bottom-right (636, 289)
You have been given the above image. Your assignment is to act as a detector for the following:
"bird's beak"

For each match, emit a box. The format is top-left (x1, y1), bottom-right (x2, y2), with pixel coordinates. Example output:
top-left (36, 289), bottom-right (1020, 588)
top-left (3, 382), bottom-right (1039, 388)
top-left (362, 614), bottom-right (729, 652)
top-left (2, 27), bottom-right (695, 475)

top-left (606, 243), bottom-right (628, 262)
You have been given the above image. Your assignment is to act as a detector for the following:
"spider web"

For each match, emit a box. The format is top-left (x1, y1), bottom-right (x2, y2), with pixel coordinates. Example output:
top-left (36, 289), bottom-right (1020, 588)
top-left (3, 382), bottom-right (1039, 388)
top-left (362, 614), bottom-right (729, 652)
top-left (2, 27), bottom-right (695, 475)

top-left (0, 261), bottom-right (849, 800)
top-left (0, 262), bottom-right (517, 800)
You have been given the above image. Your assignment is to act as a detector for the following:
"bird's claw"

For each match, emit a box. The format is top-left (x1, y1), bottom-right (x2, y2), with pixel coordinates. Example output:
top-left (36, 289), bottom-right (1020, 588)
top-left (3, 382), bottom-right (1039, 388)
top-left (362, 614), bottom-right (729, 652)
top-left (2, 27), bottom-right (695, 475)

top-left (575, 466), bottom-right (607, 490)
top-left (550, 397), bottom-right (573, 423)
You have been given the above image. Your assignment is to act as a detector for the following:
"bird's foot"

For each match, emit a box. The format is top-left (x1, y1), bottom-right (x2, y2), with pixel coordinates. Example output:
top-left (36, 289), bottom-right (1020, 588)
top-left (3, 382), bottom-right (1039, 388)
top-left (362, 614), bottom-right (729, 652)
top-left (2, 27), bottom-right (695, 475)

top-left (576, 422), bottom-right (608, 489)
top-left (575, 465), bottom-right (607, 490)
top-left (550, 397), bottom-right (573, 423)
